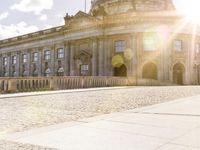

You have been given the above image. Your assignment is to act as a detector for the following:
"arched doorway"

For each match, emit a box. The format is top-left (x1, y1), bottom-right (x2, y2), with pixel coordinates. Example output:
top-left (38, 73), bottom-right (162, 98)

top-left (197, 65), bottom-right (200, 84)
top-left (173, 63), bottom-right (185, 85)
top-left (114, 64), bottom-right (127, 77)
top-left (142, 62), bottom-right (158, 80)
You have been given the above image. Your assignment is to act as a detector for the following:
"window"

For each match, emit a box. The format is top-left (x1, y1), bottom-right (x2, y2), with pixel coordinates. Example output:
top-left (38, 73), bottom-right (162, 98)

top-left (174, 40), bottom-right (182, 52)
top-left (115, 40), bottom-right (125, 53)
top-left (57, 48), bottom-right (64, 59)
top-left (3, 57), bottom-right (7, 66)
top-left (32, 52), bottom-right (38, 62)
top-left (12, 56), bottom-right (17, 64)
top-left (196, 43), bottom-right (200, 54)
top-left (44, 50), bottom-right (51, 60)
top-left (80, 64), bottom-right (89, 76)
top-left (22, 54), bottom-right (27, 63)
top-left (143, 36), bottom-right (156, 51)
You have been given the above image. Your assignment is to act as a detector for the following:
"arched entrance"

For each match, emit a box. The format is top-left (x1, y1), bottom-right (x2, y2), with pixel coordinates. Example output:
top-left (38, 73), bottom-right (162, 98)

top-left (197, 65), bottom-right (200, 84)
top-left (114, 64), bottom-right (127, 77)
top-left (142, 62), bottom-right (158, 80)
top-left (173, 63), bottom-right (185, 85)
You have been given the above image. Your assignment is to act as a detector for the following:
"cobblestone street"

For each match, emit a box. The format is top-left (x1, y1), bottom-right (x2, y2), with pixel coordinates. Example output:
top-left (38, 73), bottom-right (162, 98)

top-left (1, 86), bottom-right (200, 149)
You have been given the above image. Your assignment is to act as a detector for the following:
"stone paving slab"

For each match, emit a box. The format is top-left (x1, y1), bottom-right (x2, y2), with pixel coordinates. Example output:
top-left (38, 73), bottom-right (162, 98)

top-left (2, 86), bottom-right (200, 149)
top-left (5, 94), bottom-right (200, 150)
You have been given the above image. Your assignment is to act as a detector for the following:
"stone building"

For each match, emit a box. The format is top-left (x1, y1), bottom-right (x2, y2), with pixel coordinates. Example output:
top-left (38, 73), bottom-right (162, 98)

top-left (0, 0), bottom-right (200, 85)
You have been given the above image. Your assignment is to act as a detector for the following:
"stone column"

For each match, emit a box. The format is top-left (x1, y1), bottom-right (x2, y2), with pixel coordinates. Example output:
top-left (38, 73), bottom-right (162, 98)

top-left (51, 46), bottom-right (55, 76)
top-left (104, 38), bottom-right (108, 76)
top-left (64, 42), bottom-right (70, 76)
top-left (92, 38), bottom-right (98, 76)
top-left (98, 39), bottom-right (104, 76)
top-left (108, 39), bottom-right (113, 76)
top-left (163, 42), bottom-right (170, 82)
top-left (131, 34), bottom-right (137, 77)
top-left (7, 53), bottom-right (11, 77)
top-left (16, 52), bottom-right (21, 77)
top-left (27, 49), bottom-right (32, 76)
top-left (38, 48), bottom-right (42, 76)
top-left (136, 33), bottom-right (141, 79)
top-left (75, 43), bottom-right (79, 76)
top-left (185, 40), bottom-right (190, 85)
top-left (70, 43), bottom-right (75, 76)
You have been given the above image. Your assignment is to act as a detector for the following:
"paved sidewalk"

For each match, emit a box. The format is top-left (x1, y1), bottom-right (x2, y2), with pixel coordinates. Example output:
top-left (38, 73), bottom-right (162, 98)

top-left (5, 94), bottom-right (200, 150)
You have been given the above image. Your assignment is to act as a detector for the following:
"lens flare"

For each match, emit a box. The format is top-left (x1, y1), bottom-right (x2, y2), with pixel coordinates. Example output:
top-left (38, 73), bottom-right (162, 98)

top-left (124, 48), bottom-right (133, 61)
top-left (173, 0), bottom-right (200, 23)
top-left (112, 55), bottom-right (124, 68)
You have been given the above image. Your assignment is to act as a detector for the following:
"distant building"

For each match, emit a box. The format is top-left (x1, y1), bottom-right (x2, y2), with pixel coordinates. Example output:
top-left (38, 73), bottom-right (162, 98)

top-left (0, 0), bottom-right (200, 85)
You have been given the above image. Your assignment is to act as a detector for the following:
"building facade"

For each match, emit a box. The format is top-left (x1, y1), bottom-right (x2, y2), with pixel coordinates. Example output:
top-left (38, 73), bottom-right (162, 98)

top-left (0, 0), bottom-right (200, 85)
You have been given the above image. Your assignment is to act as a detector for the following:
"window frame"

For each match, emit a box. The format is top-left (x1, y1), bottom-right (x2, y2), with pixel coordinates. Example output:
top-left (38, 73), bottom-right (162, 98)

top-left (12, 55), bottom-right (17, 65)
top-left (57, 48), bottom-right (64, 59)
top-left (22, 54), bottom-right (28, 63)
top-left (3, 57), bottom-right (7, 66)
top-left (32, 52), bottom-right (38, 62)
top-left (196, 43), bottom-right (200, 54)
top-left (80, 64), bottom-right (89, 76)
top-left (44, 50), bottom-right (51, 60)
top-left (174, 40), bottom-right (183, 52)
top-left (115, 40), bottom-right (126, 53)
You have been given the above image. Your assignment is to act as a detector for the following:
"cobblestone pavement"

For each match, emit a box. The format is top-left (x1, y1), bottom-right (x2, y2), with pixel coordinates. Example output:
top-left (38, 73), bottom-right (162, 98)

top-left (1, 86), bottom-right (200, 149)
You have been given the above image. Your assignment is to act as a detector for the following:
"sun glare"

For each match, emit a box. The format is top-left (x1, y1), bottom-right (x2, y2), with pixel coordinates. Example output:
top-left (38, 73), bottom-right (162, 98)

top-left (174, 0), bottom-right (200, 23)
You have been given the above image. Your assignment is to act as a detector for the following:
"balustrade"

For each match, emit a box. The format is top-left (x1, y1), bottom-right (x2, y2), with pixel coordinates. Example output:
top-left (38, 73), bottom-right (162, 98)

top-left (0, 76), bottom-right (175, 93)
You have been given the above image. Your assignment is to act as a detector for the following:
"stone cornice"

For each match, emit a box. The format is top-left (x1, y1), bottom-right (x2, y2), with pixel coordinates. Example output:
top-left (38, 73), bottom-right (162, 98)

top-left (0, 11), bottom-right (199, 51)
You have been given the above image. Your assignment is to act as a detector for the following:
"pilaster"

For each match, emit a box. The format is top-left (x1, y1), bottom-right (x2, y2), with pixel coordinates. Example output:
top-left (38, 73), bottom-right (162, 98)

top-left (64, 42), bottom-right (70, 76)
top-left (70, 42), bottom-right (75, 76)
top-left (98, 38), bottom-right (104, 76)
top-left (91, 38), bottom-right (98, 76)
top-left (38, 48), bottom-right (42, 76)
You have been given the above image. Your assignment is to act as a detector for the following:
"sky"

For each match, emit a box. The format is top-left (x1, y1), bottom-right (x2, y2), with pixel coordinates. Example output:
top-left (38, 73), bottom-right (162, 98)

top-left (0, 0), bottom-right (91, 40)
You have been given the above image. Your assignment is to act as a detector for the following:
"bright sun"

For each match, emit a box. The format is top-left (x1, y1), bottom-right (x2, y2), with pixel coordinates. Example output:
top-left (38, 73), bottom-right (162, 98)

top-left (173, 0), bottom-right (200, 23)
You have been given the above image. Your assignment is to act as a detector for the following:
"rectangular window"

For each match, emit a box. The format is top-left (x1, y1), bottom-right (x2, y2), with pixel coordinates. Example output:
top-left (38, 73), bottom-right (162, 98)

top-left (143, 37), bottom-right (156, 51)
top-left (174, 40), bottom-right (182, 52)
top-left (196, 43), bottom-right (200, 54)
top-left (22, 54), bottom-right (27, 63)
top-left (12, 56), bottom-right (17, 64)
top-left (32, 52), bottom-right (38, 62)
top-left (115, 40), bottom-right (125, 53)
top-left (44, 50), bottom-right (51, 60)
top-left (57, 48), bottom-right (64, 59)
top-left (3, 57), bottom-right (7, 66)
top-left (80, 64), bottom-right (89, 76)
